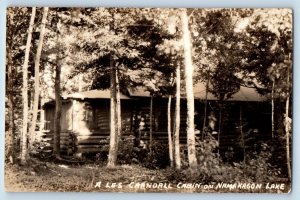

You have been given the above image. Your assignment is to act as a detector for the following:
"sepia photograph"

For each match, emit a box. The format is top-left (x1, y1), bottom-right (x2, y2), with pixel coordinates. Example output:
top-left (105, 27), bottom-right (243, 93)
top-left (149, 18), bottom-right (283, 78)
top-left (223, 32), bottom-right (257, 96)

top-left (4, 7), bottom-right (292, 193)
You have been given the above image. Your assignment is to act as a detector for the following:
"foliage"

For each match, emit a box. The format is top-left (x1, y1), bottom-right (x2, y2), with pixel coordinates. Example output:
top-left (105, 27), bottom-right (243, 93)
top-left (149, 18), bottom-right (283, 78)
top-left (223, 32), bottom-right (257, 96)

top-left (142, 141), bottom-right (170, 169)
top-left (117, 137), bottom-right (136, 164)
top-left (216, 143), bottom-right (283, 183)
top-left (167, 131), bottom-right (283, 183)
top-left (174, 132), bottom-right (221, 182)
top-left (93, 138), bottom-right (170, 169)
top-left (192, 9), bottom-right (249, 100)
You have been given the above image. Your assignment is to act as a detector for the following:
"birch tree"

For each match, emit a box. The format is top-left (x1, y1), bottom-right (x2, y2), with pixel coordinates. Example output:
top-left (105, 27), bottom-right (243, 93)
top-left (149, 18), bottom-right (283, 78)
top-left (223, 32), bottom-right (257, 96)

top-left (181, 9), bottom-right (197, 168)
top-left (167, 95), bottom-right (174, 167)
top-left (5, 8), bottom-right (31, 162)
top-left (174, 62), bottom-right (181, 169)
top-left (20, 7), bottom-right (36, 164)
top-left (29, 7), bottom-right (49, 148)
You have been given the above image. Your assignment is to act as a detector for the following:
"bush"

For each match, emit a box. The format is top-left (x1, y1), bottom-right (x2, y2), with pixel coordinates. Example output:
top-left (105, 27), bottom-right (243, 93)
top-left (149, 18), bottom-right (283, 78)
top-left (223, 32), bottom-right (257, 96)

top-left (142, 141), bottom-right (170, 169)
top-left (116, 136), bottom-right (148, 165)
top-left (167, 131), bottom-right (283, 184)
top-left (210, 142), bottom-right (283, 183)
top-left (227, 143), bottom-right (282, 182)
top-left (114, 138), bottom-right (170, 169)
top-left (117, 136), bottom-right (135, 164)
top-left (175, 133), bottom-right (221, 183)
top-left (95, 138), bottom-right (110, 163)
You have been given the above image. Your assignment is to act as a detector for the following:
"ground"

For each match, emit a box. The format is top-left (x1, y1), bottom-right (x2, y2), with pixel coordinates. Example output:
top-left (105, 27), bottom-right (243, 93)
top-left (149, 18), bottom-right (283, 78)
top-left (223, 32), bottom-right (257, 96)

top-left (4, 158), bottom-right (179, 192)
top-left (4, 158), bottom-right (290, 193)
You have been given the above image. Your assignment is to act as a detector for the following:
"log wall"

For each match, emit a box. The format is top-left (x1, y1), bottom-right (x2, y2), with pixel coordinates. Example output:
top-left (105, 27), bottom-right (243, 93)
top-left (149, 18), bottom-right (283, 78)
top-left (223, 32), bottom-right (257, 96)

top-left (43, 98), bottom-right (271, 159)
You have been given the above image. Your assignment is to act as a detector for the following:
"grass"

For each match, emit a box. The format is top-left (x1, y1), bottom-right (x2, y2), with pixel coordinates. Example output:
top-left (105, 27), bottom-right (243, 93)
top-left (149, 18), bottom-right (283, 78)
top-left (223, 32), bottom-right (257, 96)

top-left (4, 158), bottom-right (290, 193)
top-left (4, 158), bottom-right (176, 192)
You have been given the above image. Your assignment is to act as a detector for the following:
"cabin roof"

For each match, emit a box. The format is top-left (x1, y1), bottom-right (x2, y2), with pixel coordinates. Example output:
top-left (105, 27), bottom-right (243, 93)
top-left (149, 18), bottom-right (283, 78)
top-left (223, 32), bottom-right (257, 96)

top-left (128, 83), bottom-right (266, 102)
top-left (63, 90), bottom-right (131, 100)
top-left (128, 88), bottom-right (151, 97)
top-left (60, 83), bottom-right (266, 102)
top-left (193, 83), bottom-right (266, 102)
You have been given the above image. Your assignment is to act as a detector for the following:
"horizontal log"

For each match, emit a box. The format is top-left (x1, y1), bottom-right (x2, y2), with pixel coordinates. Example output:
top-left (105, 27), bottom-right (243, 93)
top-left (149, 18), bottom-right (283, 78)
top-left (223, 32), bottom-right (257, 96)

top-left (76, 132), bottom-right (109, 136)
top-left (140, 137), bottom-right (187, 142)
top-left (77, 144), bottom-right (102, 148)
top-left (42, 133), bottom-right (71, 137)
top-left (78, 137), bottom-right (129, 142)
top-left (42, 135), bottom-right (71, 139)
top-left (77, 135), bottom-right (109, 140)
top-left (41, 138), bottom-right (71, 142)
top-left (39, 143), bottom-right (71, 148)
top-left (140, 131), bottom-right (186, 136)
top-left (77, 140), bottom-right (103, 145)
top-left (46, 140), bottom-right (73, 145)
top-left (76, 136), bottom-right (134, 142)
top-left (77, 148), bottom-right (103, 153)
top-left (76, 131), bottom-right (133, 136)
top-left (42, 132), bottom-right (73, 136)
top-left (97, 118), bottom-right (110, 121)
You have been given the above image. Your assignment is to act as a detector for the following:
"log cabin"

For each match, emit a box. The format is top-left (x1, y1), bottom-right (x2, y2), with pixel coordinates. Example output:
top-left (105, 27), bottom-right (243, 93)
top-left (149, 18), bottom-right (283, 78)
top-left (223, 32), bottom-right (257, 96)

top-left (41, 84), bottom-right (271, 160)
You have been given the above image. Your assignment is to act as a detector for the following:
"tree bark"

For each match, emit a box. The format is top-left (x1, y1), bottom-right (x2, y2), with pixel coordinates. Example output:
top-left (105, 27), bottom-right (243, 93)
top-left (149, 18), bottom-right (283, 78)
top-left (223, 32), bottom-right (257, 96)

top-left (29, 7), bottom-right (49, 148)
top-left (174, 63), bottom-right (181, 169)
top-left (6, 50), bottom-right (15, 163)
top-left (202, 71), bottom-right (210, 139)
top-left (39, 97), bottom-right (45, 132)
top-left (167, 95), bottom-right (174, 167)
top-left (240, 105), bottom-right (246, 165)
top-left (53, 16), bottom-right (64, 159)
top-left (149, 95), bottom-right (153, 152)
top-left (107, 55), bottom-right (118, 168)
top-left (20, 7), bottom-right (36, 164)
top-left (116, 68), bottom-right (121, 150)
top-left (285, 64), bottom-right (291, 180)
top-left (181, 9), bottom-right (197, 168)
top-left (271, 79), bottom-right (275, 140)
top-left (285, 95), bottom-right (291, 180)
top-left (218, 105), bottom-right (222, 157)
top-left (53, 59), bottom-right (62, 159)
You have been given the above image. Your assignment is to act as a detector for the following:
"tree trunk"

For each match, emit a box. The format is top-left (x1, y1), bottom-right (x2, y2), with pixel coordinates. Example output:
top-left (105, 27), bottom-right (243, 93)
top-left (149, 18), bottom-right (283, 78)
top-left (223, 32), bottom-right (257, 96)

top-left (181, 9), bottom-right (197, 168)
top-left (107, 55), bottom-right (118, 168)
top-left (6, 49), bottom-right (14, 163)
top-left (240, 105), bottom-right (246, 165)
top-left (116, 68), bottom-right (121, 150)
top-left (202, 70), bottom-right (210, 139)
top-left (174, 63), bottom-right (181, 169)
top-left (285, 95), bottom-right (291, 180)
top-left (167, 95), bottom-right (174, 167)
top-left (6, 6), bottom-right (14, 163)
top-left (20, 7), bottom-right (36, 164)
top-left (29, 7), bottom-right (49, 148)
top-left (218, 105), bottom-right (222, 157)
top-left (285, 64), bottom-right (291, 180)
top-left (271, 79), bottom-right (275, 140)
top-left (39, 97), bottom-right (45, 132)
top-left (53, 60), bottom-right (62, 159)
top-left (149, 95), bottom-right (154, 152)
